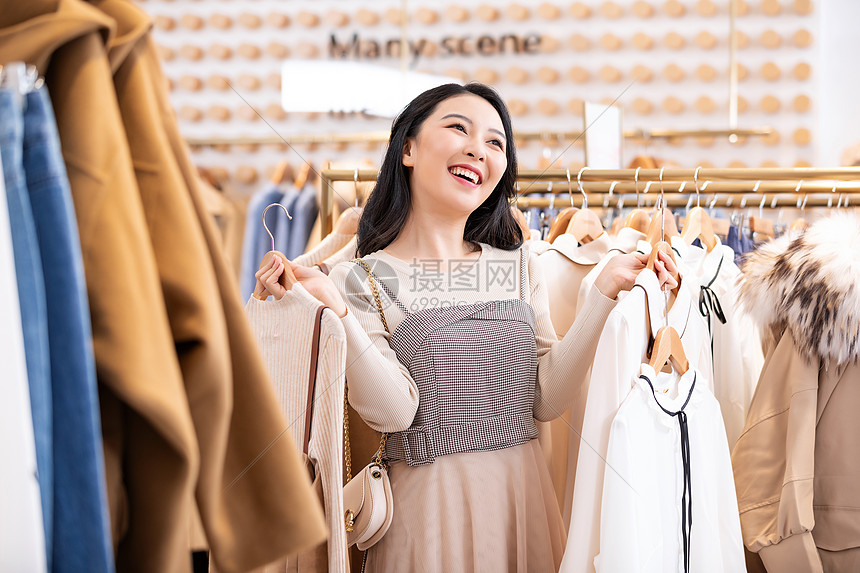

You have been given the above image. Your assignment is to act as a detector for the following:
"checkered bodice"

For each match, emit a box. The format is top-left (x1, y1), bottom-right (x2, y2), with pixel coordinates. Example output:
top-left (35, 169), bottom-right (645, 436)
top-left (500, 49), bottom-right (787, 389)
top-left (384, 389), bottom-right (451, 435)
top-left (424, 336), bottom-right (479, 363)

top-left (363, 248), bottom-right (540, 466)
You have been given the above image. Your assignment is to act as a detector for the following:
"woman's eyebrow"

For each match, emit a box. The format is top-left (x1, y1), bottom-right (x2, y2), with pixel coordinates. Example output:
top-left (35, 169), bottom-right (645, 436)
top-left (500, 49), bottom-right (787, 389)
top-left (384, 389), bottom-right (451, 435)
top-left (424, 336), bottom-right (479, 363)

top-left (440, 113), bottom-right (506, 141)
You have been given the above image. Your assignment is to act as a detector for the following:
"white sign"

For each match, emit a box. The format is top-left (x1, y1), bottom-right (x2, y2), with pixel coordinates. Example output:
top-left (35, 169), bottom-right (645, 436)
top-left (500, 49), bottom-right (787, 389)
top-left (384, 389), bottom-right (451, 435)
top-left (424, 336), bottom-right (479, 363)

top-left (583, 102), bottom-right (623, 169)
top-left (281, 61), bottom-right (462, 118)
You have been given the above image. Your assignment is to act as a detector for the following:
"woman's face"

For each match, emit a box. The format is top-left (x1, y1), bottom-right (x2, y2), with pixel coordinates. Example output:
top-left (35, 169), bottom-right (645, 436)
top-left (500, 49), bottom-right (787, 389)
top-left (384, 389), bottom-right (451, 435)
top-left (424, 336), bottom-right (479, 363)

top-left (402, 93), bottom-right (508, 219)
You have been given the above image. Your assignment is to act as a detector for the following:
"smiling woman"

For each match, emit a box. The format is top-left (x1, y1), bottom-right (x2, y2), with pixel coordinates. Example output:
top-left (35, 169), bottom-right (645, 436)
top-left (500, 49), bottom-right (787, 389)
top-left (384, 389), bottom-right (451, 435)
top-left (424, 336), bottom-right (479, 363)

top-left (254, 82), bottom-right (673, 572)
top-left (358, 83), bottom-right (521, 259)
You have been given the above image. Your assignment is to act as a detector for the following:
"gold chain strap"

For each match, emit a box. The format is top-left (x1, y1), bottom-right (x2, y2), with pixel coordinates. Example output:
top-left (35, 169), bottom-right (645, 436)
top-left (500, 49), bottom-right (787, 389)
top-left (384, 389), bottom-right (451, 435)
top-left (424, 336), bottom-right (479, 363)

top-left (344, 386), bottom-right (353, 482)
top-left (343, 258), bottom-right (390, 483)
top-left (356, 259), bottom-right (390, 332)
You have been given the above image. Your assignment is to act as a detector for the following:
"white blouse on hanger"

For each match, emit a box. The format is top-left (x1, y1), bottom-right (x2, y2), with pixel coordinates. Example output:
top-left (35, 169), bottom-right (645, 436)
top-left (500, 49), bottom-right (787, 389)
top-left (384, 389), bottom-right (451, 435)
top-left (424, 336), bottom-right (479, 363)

top-left (670, 237), bottom-right (765, 447)
top-left (561, 269), bottom-right (712, 573)
top-left (596, 364), bottom-right (744, 573)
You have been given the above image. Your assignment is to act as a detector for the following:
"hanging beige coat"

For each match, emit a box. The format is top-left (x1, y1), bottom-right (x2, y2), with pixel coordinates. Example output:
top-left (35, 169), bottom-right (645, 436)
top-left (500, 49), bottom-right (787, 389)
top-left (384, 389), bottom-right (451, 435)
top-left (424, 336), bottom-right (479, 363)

top-left (733, 214), bottom-right (860, 573)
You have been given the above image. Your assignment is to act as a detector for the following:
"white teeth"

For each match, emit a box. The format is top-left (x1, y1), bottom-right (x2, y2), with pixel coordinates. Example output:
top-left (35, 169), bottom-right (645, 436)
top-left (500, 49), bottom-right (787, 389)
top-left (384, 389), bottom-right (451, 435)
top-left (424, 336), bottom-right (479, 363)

top-left (449, 166), bottom-right (480, 184)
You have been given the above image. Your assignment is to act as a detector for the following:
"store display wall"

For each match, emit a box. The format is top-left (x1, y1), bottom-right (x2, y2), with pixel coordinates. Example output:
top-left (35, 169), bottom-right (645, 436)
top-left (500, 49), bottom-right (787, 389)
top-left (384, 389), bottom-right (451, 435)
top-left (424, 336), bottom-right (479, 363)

top-left (143, 0), bottom-right (823, 192)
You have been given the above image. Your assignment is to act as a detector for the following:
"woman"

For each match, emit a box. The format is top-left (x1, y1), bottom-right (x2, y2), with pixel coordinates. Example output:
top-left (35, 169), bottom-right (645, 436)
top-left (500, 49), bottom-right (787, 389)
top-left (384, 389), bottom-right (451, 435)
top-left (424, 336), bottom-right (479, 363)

top-left (256, 83), bottom-right (677, 571)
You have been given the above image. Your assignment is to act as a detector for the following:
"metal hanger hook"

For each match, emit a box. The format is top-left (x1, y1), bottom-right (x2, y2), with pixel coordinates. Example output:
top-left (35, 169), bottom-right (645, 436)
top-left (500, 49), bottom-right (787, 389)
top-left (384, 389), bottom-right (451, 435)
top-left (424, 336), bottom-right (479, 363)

top-left (658, 166), bottom-right (665, 195)
top-left (693, 166), bottom-right (703, 207)
top-left (354, 168), bottom-right (360, 208)
top-left (633, 166), bottom-right (641, 206)
top-left (566, 168), bottom-right (574, 207)
top-left (605, 181), bottom-right (617, 208)
top-left (577, 167), bottom-right (589, 209)
top-left (262, 203), bottom-right (293, 251)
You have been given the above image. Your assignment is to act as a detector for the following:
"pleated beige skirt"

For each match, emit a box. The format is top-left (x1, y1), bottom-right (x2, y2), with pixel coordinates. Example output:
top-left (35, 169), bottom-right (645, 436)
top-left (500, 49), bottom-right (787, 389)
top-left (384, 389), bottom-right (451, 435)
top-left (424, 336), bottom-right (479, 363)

top-left (365, 440), bottom-right (565, 573)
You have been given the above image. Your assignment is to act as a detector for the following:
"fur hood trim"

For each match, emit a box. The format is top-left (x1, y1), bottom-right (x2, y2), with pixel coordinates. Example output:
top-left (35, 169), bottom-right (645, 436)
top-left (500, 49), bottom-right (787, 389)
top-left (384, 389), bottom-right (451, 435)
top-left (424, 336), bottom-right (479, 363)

top-left (738, 213), bottom-right (860, 364)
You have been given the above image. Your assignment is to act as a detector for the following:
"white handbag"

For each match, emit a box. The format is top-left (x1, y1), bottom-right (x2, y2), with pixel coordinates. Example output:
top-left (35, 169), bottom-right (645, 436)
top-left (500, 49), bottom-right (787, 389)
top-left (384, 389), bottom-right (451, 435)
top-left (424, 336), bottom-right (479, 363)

top-left (342, 259), bottom-right (394, 550)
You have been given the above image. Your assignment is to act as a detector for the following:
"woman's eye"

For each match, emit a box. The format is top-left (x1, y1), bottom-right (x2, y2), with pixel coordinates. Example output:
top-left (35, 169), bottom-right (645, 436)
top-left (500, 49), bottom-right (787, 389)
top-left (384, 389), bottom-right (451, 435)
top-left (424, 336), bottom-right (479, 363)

top-left (489, 139), bottom-right (503, 149)
top-left (448, 123), bottom-right (466, 132)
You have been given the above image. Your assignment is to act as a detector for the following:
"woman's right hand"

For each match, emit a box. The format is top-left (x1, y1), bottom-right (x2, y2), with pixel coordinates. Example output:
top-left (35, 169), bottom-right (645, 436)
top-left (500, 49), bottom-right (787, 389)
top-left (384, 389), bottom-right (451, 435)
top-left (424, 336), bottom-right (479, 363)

top-left (253, 256), bottom-right (288, 300)
top-left (253, 256), bottom-right (348, 317)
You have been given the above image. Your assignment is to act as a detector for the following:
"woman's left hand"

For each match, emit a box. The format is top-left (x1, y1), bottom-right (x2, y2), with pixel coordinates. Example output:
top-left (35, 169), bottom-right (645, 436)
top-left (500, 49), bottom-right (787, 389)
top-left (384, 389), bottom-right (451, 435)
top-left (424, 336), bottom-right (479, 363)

top-left (593, 250), bottom-right (679, 300)
top-left (652, 250), bottom-right (679, 291)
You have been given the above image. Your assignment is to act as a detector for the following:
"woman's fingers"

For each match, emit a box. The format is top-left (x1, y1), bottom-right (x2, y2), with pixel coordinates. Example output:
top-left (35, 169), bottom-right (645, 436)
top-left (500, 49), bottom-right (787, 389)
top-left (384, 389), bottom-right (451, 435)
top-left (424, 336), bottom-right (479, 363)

top-left (659, 251), bottom-right (679, 275)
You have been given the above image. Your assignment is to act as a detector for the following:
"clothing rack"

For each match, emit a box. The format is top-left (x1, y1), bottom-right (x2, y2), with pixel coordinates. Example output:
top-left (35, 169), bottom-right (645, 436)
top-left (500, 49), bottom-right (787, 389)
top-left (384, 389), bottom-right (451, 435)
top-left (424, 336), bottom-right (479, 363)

top-left (318, 167), bottom-right (860, 237)
top-left (185, 127), bottom-right (773, 148)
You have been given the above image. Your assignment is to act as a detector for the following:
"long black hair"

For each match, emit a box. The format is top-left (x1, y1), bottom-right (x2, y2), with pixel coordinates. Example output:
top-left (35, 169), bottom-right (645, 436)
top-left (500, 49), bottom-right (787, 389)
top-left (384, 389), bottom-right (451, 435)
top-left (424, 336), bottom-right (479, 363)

top-left (357, 83), bottom-right (522, 257)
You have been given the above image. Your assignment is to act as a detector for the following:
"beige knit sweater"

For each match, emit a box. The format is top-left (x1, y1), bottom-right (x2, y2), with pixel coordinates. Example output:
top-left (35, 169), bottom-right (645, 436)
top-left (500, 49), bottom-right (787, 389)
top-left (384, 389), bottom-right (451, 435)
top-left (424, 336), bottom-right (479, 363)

top-left (328, 242), bottom-right (618, 434)
top-left (245, 284), bottom-right (348, 573)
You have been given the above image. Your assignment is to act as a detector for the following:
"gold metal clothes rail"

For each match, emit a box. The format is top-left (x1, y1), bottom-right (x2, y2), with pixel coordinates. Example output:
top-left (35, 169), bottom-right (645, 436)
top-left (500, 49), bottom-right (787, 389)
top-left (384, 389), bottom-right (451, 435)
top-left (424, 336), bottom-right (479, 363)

top-left (319, 167), bottom-right (860, 237)
top-left (515, 194), bottom-right (857, 209)
top-left (185, 127), bottom-right (773, 148)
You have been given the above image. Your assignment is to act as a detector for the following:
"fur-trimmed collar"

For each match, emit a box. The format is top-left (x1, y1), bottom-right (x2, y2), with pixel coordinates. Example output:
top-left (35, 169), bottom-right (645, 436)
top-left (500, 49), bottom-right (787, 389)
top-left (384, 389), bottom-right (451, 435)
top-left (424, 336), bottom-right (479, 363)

top-left (738, 213), bottom-right (860, 365)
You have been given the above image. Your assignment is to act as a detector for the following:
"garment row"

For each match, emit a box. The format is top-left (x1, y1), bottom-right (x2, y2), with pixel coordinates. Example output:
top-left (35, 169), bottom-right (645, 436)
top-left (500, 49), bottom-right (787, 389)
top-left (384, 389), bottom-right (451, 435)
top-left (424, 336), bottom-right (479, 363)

top-left (0, 0), bottom-right (333, 571)
top-left (534, 211), bottom-right (860, 572)
top-left (532, 224), bottom-right (760, 572)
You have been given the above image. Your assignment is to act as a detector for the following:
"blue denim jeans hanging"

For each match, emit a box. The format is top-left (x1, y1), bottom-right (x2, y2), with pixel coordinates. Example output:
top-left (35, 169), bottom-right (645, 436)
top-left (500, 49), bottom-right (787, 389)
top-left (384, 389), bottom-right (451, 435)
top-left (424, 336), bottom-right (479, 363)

top-left (0, 86), bottom-right (53, 567)
top-left (1, 84), bottom-right (115, 573)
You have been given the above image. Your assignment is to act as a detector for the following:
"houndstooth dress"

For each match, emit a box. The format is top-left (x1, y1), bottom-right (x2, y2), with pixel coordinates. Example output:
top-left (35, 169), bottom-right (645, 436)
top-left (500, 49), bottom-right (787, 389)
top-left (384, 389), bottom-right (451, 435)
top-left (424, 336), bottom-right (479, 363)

top-left (360, 247), bottom-right (566, 573)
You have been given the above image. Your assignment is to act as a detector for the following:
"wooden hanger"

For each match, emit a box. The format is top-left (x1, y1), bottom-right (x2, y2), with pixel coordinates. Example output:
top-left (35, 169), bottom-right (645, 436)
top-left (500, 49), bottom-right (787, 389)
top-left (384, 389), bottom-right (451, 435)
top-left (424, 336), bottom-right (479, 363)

top-left (681, 207), bottom-right (718, 250)
top-left (790, 217), bottom-right (809, 232)
top-left (624, 166), bottom-right (651, 233)
top-left (646, 240), bottom-right (674, 271)
top-left (646, 208), bottom-right (679, 244)
top-left (334, 206), bottom-right (362, 235)
top-left (680, 170), bottom-right (717, 251)
top-left (511, 205), bottom-right (531, 238)
top-left (567, 209), bottom-right (603, 244)
top-left (270, 160), bottom-right (293, 185)
top-left (255, 203), bottom-right (297, 298)
top-left (643, 246), bottom-right (688, 375)
top-left (545, 184), bottom-right (576, 243)
top-left (547, 207), bottom-right (578, 243)
top-left (565, 168), bottom-right (604, 244)
top-left (646, 241), bottom-right (681, 297)
top-left (648, 325), bottom-right (689, 374)
top-left (294, 162), bottom-right (312, 189)
top-left (624, 209), bottom-right (651, 233)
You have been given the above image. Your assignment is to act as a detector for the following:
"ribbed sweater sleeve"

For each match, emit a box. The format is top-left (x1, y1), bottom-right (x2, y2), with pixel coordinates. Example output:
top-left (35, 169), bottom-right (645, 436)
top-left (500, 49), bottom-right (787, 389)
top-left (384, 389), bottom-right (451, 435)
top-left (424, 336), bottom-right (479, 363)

top-left (527, 245), bottom-right (618, 421)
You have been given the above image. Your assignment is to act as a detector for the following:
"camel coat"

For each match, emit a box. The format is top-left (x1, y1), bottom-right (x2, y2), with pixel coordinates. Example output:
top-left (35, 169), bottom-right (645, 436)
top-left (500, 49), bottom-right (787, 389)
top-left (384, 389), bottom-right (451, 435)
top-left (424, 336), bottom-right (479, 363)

top-left (0, 1), bottom-right (326, 571)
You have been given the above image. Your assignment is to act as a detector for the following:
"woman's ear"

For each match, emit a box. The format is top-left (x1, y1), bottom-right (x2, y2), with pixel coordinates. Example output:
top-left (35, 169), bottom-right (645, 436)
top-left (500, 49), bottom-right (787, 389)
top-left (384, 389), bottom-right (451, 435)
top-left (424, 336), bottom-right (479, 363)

top-left (402, 139), bottom-right (415, 167)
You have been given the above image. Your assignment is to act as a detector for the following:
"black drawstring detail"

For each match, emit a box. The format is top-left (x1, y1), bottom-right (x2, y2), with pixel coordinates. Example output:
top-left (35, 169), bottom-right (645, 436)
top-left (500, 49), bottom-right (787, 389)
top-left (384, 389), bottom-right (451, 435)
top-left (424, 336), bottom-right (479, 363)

top-left (641, 373), bottom-right (696, 573)
top-left (698, 255), bottom-right (727, 329)
top-left (677, 409), bottom-right (692, 573)
top-left (698, 285), bottom-right (726, 325)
